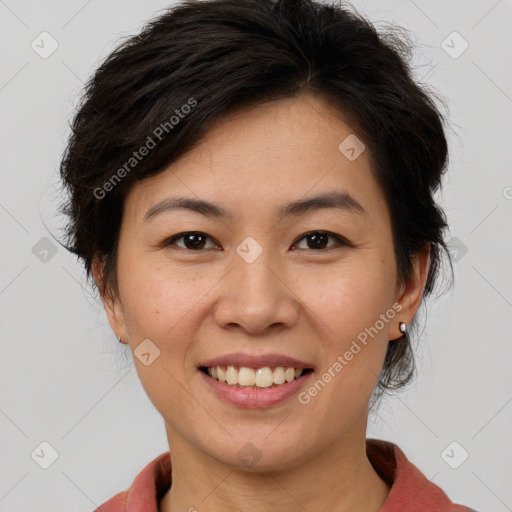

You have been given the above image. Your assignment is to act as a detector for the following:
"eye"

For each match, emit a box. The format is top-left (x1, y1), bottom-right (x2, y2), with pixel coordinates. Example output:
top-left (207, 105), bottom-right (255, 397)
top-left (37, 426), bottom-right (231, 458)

top-left (163, 230), bottom-right (350, 252)
top-left (292, 231), bottom-right (350, 251)
top-left (165, 232), bottom-right (220, 251)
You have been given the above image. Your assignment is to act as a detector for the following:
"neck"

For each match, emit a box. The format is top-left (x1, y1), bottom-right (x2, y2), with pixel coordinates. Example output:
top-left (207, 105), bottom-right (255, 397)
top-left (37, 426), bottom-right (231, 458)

top-left (159, 414), bottom-right (390, 512)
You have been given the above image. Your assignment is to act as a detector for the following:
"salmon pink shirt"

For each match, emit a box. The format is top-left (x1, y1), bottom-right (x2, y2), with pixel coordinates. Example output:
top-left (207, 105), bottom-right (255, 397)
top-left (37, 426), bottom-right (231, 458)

top-left (95, 439), bottom-right (477, 511)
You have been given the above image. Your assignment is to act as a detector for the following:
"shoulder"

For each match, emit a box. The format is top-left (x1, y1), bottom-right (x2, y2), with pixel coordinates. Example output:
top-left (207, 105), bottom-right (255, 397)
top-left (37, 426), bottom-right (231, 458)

top-left (367, 438), bottom-right (478, 512)
top-left (93, 452), bottom-right (172, 512)
top-left (94, 490), bottom-right (128, 511)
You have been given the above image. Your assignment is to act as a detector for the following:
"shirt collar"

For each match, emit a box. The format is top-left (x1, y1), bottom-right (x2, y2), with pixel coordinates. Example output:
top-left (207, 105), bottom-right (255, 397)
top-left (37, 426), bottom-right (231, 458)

top-left (100, 439), bottom-right (471, 511)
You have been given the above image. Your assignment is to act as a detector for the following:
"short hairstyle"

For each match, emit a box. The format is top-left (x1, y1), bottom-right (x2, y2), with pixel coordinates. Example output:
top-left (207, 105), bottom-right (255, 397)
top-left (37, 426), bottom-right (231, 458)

top-left (59, 0), bottom-right (452, 399)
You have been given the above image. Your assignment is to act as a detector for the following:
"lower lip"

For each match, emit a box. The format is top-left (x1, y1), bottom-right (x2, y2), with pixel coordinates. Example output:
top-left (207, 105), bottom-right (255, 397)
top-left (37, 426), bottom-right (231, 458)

top-left (199, 369), bottom-right (314, 408)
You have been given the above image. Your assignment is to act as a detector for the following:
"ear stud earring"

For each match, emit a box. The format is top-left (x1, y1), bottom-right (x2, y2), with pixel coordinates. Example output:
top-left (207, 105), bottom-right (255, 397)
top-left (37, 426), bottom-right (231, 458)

top-left (399, 321), bottom-right (407, 335)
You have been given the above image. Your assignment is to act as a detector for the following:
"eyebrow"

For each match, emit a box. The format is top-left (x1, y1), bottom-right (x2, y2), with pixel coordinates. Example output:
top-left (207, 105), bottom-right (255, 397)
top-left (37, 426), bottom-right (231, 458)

top-left (143, 190), bottom-right (365, 222)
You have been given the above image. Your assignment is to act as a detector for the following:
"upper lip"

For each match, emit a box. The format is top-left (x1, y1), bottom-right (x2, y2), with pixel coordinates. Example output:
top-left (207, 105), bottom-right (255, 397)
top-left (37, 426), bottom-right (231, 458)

top-left (198, 353), bottom-right (314, 370)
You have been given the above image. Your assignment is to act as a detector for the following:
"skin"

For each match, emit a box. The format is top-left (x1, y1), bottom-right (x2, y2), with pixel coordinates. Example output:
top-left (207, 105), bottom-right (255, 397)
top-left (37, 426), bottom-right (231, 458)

top-left (93, 94), bottom-right (430, 511)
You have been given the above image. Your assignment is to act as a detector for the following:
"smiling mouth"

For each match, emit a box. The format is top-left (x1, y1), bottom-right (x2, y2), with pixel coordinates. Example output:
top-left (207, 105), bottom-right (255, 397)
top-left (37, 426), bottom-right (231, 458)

top-left (199, 365), bottom-right (314, 389)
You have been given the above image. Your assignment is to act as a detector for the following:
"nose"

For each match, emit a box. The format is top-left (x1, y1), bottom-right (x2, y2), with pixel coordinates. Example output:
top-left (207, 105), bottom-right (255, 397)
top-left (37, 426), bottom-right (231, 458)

top-left (213, 246), bottom-right (300, 335)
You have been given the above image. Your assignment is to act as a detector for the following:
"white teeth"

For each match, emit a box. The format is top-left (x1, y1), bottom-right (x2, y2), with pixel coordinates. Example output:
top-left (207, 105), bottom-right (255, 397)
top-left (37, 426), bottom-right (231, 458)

top-left (205, 365), bottom-right (308, 388)
top-left (225, 365), bottom-right (238, 385)
top-left (238, 367), bottom-right (256, 386)
top-left (285, 367), bottom-right (295, 382)
top-left (273, 366), bottom-right (286, 385)
top-left (255, 367), bottom-right (274, 388)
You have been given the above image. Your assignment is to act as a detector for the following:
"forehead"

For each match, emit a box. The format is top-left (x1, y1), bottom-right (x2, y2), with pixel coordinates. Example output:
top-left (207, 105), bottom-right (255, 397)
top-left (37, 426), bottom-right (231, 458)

top-left (123, 94), bottom-right (387, 225)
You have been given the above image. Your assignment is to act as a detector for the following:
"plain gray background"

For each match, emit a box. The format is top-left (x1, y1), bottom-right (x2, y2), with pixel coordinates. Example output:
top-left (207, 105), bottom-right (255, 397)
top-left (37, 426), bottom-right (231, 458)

top-left (0, 0), bottom-right (511, 510)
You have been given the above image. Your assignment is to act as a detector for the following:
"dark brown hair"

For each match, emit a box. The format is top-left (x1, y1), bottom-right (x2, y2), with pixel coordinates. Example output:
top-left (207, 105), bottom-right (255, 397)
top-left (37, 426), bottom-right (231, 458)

top-left (59, 0), bottom-right (452, 399)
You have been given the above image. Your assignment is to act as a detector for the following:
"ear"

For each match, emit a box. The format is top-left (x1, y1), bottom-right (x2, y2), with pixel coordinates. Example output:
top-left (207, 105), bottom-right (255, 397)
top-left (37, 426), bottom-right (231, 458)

top-left (92, 255), bottom-right (129, 344)
top-left (391, 244), bottom-right (431, 340)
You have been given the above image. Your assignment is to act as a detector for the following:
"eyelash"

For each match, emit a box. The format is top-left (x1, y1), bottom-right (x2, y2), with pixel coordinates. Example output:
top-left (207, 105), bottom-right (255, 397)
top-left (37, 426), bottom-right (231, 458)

top-left (163, 231), bottom-right (352, 252)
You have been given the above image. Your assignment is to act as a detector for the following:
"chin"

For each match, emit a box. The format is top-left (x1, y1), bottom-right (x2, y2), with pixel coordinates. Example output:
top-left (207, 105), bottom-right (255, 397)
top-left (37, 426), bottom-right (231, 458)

top-left (204, 430), bottom-right (311, 472)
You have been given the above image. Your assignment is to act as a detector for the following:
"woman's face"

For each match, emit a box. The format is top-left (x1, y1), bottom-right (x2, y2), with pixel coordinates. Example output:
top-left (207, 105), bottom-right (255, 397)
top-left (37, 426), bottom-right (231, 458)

top-left (99, 94), bottom-right (424, 470)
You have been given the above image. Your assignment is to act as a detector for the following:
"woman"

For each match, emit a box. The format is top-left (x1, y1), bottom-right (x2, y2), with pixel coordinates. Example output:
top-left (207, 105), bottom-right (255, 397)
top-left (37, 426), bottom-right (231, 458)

top-left (59, 0), bottom-right (477, 510)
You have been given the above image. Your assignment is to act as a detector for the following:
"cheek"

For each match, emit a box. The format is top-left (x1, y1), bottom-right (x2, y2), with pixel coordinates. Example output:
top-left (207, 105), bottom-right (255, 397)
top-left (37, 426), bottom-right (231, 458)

top-left (291, 276), bottom-right (392, 452)
top-left (299, 257), bottom-right (396, 339)
top-left (118, 268), bottom-right (201, 415)
top-left (296, 257), bottom-right (395, 398)
top-left (117, 245), bottom-right (199, 333)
